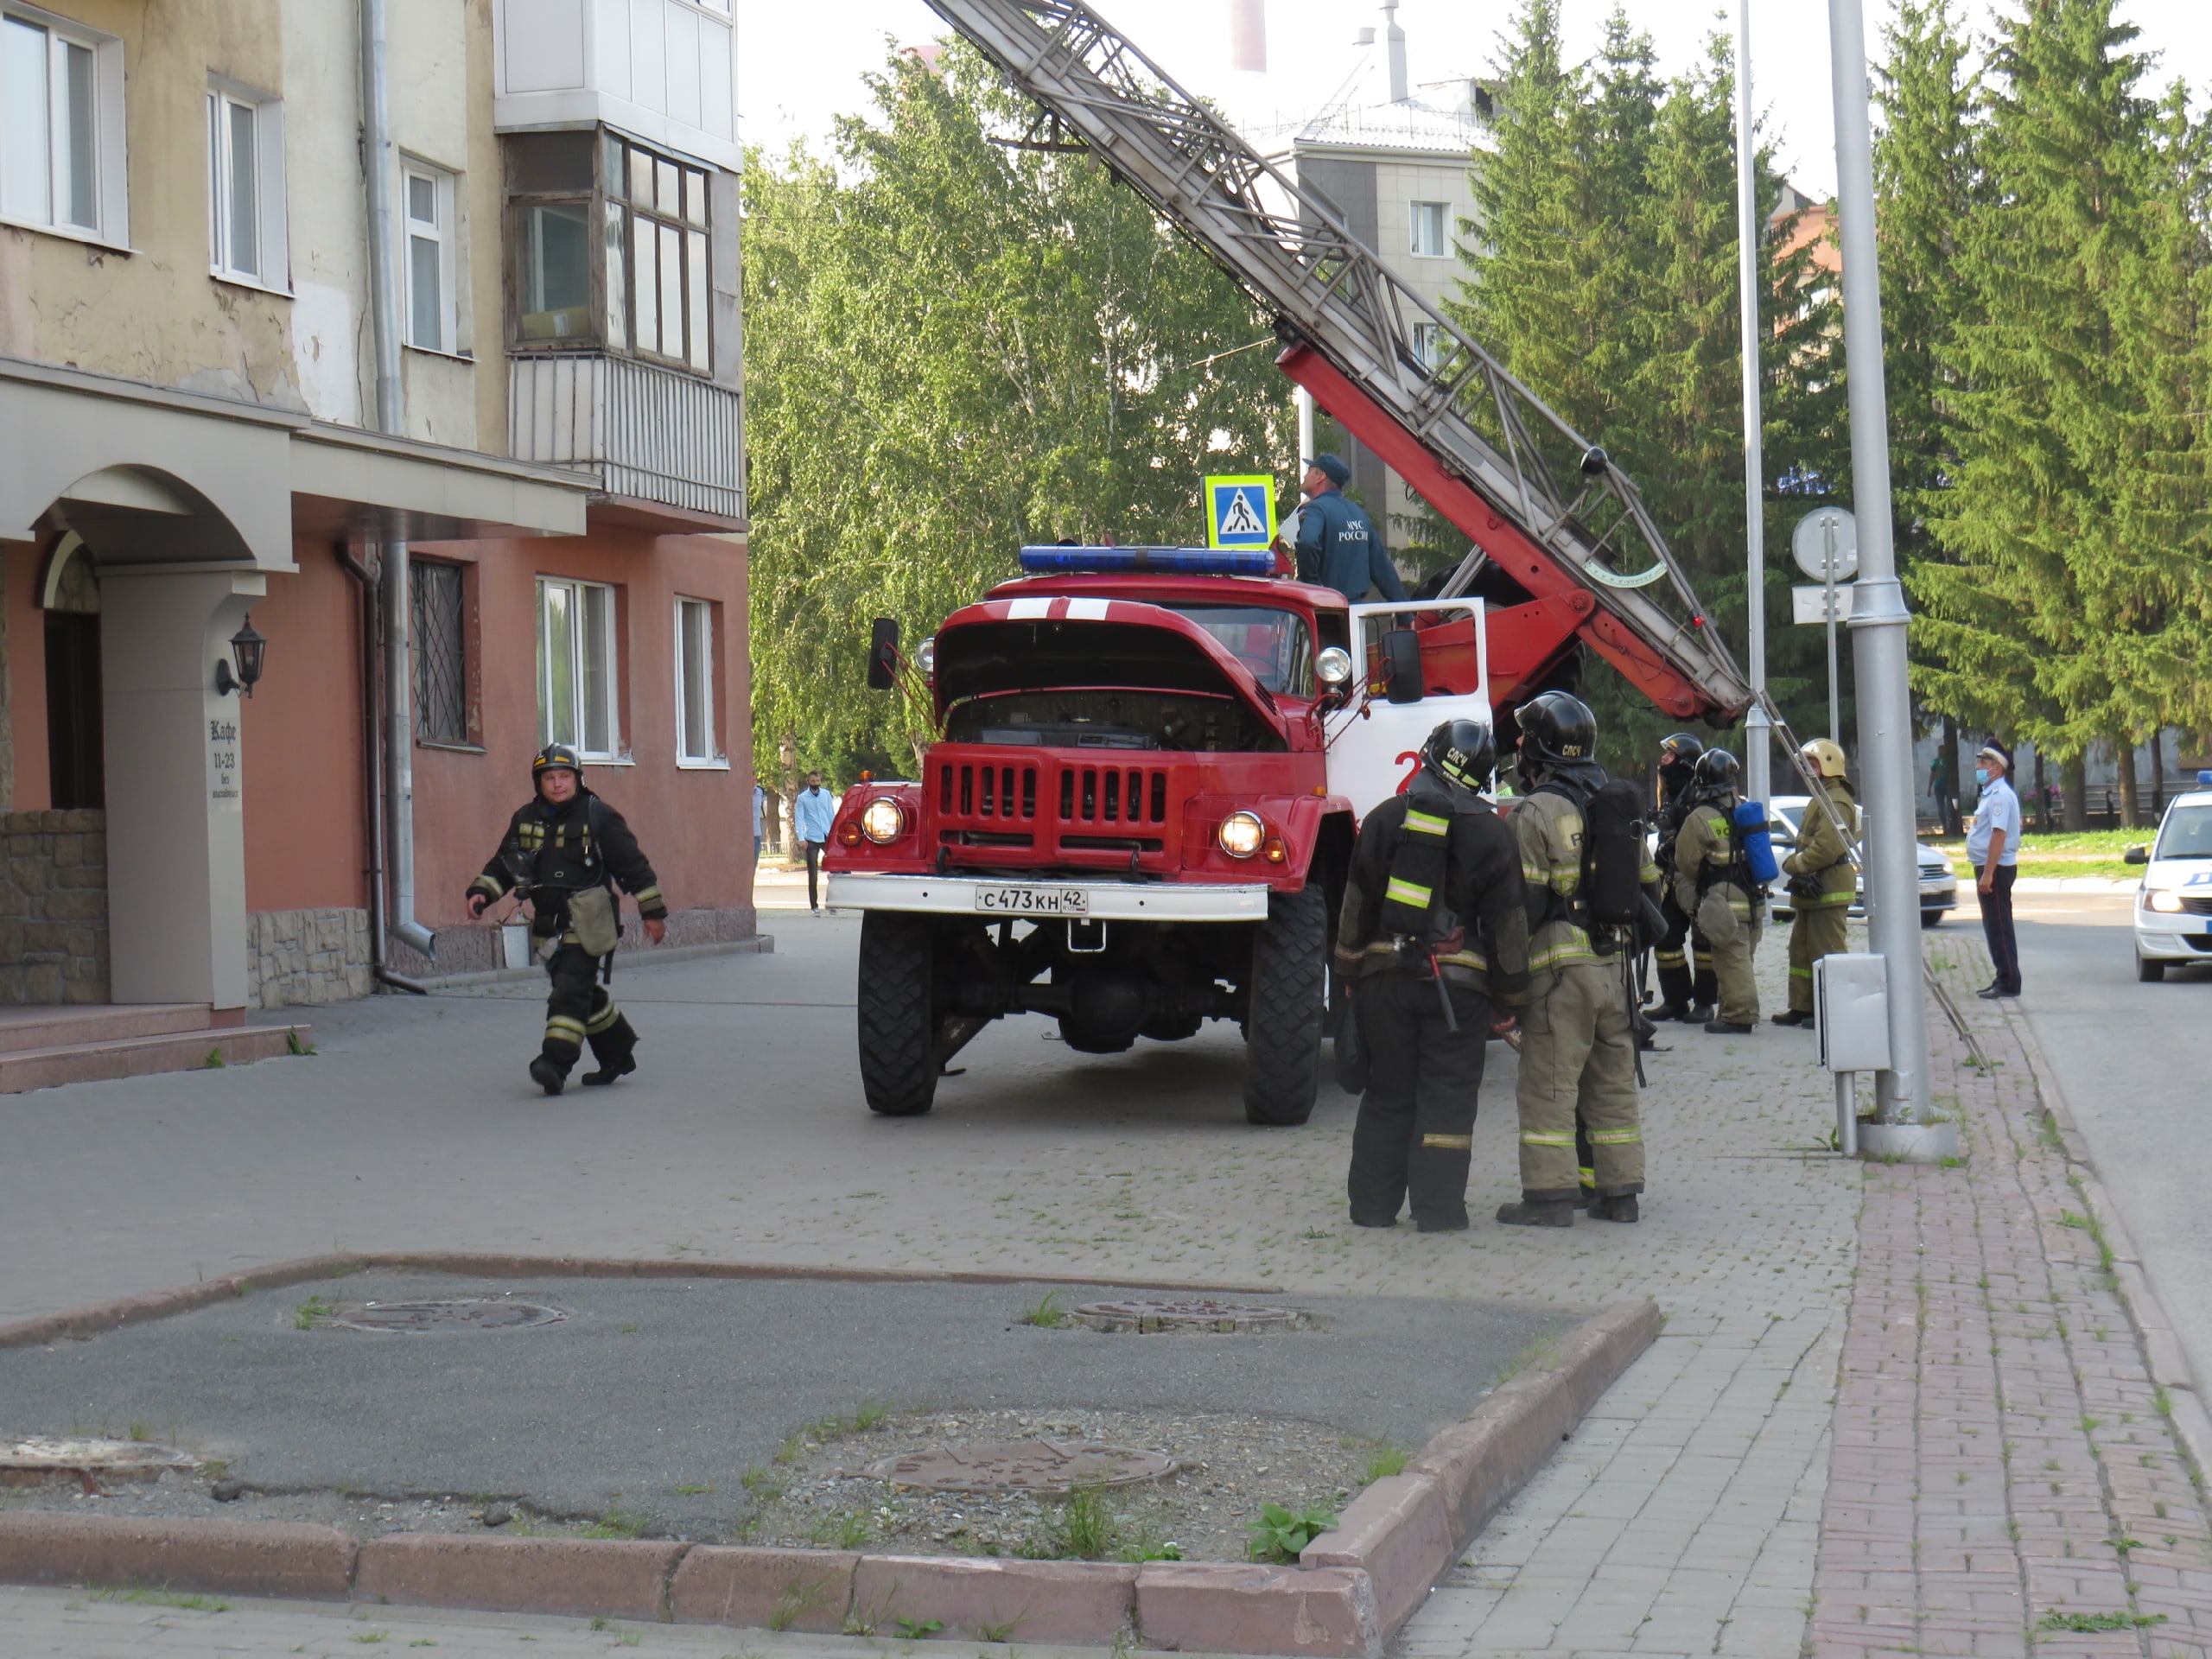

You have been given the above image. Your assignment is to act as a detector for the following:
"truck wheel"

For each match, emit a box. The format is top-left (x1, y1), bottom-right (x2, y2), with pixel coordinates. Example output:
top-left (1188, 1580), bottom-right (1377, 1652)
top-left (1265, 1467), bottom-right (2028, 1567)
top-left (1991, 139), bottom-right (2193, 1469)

top-left (1243, 884), bottom-right (1326, 1127)
top-left (856, 911), bottom-right (940, 1116)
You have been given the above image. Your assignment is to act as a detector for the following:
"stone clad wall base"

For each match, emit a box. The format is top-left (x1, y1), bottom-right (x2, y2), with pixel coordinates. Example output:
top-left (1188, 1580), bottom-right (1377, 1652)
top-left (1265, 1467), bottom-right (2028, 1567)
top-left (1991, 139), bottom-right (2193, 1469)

top-left (0, 809), bottom-right (111, 1005)
top-left (247, 908), bottom-right (373, 1009)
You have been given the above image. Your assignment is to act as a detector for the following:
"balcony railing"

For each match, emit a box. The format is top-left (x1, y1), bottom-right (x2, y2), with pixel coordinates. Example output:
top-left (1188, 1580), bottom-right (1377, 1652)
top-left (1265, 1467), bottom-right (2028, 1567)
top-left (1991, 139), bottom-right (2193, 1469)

top-left (510, 353), bottom-right (744, 523)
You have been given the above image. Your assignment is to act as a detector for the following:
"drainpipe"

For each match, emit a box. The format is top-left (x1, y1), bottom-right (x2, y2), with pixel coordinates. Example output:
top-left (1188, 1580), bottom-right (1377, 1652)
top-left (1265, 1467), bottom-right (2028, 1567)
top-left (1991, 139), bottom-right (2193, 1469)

top-left (363, 0), bottom-right (435, 964)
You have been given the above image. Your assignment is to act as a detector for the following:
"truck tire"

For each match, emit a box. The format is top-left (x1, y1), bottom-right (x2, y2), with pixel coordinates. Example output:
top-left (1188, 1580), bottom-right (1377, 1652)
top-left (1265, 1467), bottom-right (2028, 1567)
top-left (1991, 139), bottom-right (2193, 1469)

top-left (1243, 884), bottom-right (1326, 1126)
top-left (856, 911), bottom-right (940, 1116)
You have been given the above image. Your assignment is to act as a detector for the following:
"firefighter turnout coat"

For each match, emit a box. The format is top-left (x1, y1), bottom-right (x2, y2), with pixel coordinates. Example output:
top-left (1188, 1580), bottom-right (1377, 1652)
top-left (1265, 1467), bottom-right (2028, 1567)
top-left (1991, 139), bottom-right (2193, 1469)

top-left (1781, 779), bottom-right (1859, 1015)
top-left (1673, 800), bottom-right (1761, 1026)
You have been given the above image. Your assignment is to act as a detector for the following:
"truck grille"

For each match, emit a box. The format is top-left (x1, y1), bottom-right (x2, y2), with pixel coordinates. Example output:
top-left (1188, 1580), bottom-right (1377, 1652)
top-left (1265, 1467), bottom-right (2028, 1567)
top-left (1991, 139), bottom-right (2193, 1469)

top-left (1059, 766), bottom-right (1169, 826)
top-left (940, 762), bottom-right (1039, 823)
top-left (2175, 893), bottom-right (2212, 917)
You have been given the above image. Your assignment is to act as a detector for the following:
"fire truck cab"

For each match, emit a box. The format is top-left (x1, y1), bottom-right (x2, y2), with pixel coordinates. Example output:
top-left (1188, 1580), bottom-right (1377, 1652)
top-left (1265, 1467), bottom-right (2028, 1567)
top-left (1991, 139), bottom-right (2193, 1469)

top-left (825, 545), bottom-right (1491, 1126)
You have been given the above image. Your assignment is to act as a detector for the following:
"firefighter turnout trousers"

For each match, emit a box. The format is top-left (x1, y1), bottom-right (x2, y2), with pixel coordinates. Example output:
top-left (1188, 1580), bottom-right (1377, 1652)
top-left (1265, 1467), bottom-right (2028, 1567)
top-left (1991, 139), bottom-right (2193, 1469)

top-left (542, 944), bottom-right (639, 1078)
top-left (1696, 890), bottom-right (1762, 1025)
top-left (1348, 974), bottom-right (1491, 1230)
top-left (1515, 963), bottom-right (1643, 1200)
top-left (1655, 889), bottom-right (1718, 1012)
top-left (1787, 898), bottom-right (1851, 1014)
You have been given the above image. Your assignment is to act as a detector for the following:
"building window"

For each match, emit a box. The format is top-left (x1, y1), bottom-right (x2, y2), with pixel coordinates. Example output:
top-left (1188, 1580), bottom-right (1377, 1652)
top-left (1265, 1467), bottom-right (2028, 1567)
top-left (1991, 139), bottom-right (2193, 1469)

top-left (674, 597), bottom-right (717, 764)
top-left (1, 6), bottom-right (122, 242)
top-left (1410, 321), bottom-right (1448, 371)
top-left (207, 81), bottom-right (286, 287)
top-left (505, 129), bottom-right (714, 372)
top-left (411, 559), bottom-right (467, 743)
top-left (537, 575), bottom-right (619, 758)
top-left (1409, 200), bottom-right (1447, 258)
top-left (403, 160), bottom-right (458, 353)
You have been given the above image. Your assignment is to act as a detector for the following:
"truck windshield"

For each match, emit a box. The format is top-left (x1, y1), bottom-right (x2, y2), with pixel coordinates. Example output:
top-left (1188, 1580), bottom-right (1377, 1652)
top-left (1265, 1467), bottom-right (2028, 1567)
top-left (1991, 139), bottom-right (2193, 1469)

top-left (2155, 804), bottom-right (2212, 859)
top-left (1154, 605), bottom-right (1313, 696)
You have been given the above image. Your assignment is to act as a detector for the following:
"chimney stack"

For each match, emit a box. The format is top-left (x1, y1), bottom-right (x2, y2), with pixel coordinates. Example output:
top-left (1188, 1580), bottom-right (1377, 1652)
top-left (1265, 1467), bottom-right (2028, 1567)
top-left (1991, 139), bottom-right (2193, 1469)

top-left (1381, 0), bottom-right (1408, 103)
top-left (1228, 0), bottom-right (1266, 72)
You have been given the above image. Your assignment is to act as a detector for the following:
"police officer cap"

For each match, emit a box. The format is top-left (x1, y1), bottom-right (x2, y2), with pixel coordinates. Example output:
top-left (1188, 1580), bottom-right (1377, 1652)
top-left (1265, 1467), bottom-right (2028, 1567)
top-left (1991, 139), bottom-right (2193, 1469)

top-left (1516, 690), bottom-right (1599, 768)
top-left (1694, 747), bottom-right (1741, 791)
top-left (1305, 453), bottom-right (1351, 486)
top-left (532, 743), bottom-right (585, 784)
top-left (1422, 718), bottom-right (1496, 793)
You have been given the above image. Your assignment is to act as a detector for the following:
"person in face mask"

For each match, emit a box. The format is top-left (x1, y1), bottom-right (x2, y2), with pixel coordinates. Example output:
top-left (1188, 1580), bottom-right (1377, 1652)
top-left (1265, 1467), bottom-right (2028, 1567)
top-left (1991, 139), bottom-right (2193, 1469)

top-left (1964, 743), bottom-right (2023, 998)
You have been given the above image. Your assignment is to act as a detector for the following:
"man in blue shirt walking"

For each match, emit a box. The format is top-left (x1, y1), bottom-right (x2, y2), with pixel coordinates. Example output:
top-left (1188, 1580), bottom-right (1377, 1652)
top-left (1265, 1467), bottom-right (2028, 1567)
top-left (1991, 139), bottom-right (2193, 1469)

top-left (1294, 454), bottom-right (1406, 603)
top-left (1966, 742), bottom-right (2024, 998)
top-left (791, 770), bottom-right (837, 915)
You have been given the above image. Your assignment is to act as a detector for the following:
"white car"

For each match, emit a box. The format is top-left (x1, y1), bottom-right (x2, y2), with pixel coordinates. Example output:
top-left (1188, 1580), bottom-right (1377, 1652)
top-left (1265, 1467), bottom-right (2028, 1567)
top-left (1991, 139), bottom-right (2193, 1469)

top-left (2127, 784), bottom-right (2212, 982)
top-left (1764, 795), bottom-right (1958, 928)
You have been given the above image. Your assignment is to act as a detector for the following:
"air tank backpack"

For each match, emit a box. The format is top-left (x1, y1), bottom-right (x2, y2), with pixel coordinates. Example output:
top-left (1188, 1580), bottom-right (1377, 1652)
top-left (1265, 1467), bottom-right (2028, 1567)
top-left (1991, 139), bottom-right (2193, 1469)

top-left (1730, 800), bottom-right (1781, 886)
top-left (1580, 779), bottom-right (1661, 955)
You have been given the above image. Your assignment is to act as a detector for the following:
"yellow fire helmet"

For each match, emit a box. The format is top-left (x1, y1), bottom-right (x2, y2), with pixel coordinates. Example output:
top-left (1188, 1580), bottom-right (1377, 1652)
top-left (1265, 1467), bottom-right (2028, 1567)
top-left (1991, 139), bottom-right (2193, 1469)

top-left (1799, 737), bottom-right (1847, 779)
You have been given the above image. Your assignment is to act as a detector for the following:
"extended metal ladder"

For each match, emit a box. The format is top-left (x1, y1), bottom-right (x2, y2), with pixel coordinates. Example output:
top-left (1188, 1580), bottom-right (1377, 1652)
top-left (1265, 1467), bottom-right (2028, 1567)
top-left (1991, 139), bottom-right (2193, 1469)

top-left (921, 0), bottom-right (1755, 721)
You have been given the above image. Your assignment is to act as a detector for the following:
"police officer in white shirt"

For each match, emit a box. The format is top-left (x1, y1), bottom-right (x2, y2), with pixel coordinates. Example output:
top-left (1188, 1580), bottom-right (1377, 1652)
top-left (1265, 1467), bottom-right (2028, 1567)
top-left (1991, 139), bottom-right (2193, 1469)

top-left (1965, 743), bottom-right (2024, 999)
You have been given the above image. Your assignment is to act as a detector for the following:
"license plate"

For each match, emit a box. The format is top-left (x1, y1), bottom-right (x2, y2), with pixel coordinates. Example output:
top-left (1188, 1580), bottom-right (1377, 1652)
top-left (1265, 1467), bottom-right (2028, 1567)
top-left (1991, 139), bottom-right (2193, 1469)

top-left (974, 884), bottom-right (1090, 917)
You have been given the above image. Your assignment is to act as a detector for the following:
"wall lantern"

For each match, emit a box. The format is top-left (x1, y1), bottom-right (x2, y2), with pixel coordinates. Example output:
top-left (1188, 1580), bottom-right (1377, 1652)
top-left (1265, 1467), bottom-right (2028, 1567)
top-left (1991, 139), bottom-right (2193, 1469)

top-left (214, 613), bottom-right (269, 698)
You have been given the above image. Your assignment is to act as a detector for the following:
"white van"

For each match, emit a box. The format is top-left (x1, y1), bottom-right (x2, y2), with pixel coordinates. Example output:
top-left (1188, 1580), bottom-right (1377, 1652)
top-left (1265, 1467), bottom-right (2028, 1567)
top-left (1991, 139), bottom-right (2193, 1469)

top-left (2127, 780), bottom-right (2212, 982)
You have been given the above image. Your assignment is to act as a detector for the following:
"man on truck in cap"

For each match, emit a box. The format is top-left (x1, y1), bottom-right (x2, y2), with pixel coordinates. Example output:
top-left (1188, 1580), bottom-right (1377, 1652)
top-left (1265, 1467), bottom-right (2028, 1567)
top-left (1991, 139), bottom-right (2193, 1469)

top-left (1294, 454), bottom-right (1406, 603)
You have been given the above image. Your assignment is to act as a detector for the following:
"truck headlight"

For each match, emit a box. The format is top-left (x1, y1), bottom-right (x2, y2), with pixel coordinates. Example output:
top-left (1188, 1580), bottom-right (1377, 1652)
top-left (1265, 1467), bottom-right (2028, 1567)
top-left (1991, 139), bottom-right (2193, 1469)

top-left (861, 798), bottom-right (908, 844)
top-left (2147, 888), bottom-right (2183, 913)
top-left (1217, 810), bottom-right (1266, 859)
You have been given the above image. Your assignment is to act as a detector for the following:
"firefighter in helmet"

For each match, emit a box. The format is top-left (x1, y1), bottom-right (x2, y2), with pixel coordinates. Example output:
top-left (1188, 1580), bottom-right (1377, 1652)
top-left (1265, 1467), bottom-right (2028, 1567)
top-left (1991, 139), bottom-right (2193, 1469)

top-left (1501, 691), bottom-right (1662, 1228)
top-left (1673, 749), bottom-right (1761, 1033)
top-left (1651, 733), bottom-right (1719, 1022)
top-left (466, 745), bottom-right (669, 1095)
top-left (1333, 717), bottom-right (1530, 1232)
top-left (1776, 737), bottom-right (1859, 1027)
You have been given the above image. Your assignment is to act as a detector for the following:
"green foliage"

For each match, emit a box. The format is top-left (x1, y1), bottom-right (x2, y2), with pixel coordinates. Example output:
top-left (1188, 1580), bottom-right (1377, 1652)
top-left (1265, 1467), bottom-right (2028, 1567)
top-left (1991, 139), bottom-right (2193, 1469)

top-left (1246, 1500), bottom-right (1338, 1562)
top-left (1363, 1442), bottom-right (1411, 1483)
top-left (744, 41), bottom-right (1285, 782)
top-left (1019, 1290), bottom-right (1068, 1329)
top-left (2037, 1609), bottom-right (2166, 1631)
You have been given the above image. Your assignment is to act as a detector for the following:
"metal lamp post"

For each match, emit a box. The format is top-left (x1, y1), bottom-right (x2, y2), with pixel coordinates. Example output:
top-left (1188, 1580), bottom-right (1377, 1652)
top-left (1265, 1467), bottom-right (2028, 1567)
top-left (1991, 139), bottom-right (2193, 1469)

top-left (1734, 0), bottom-right (1772, 804)
top-left (1827, 0), bottom-right (1936, 1143)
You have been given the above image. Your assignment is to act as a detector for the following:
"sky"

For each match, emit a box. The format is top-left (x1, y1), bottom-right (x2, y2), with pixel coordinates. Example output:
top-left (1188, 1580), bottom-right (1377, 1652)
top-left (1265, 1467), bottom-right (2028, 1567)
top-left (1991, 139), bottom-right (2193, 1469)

top-left (735, 0), bottom-right (2212, 198)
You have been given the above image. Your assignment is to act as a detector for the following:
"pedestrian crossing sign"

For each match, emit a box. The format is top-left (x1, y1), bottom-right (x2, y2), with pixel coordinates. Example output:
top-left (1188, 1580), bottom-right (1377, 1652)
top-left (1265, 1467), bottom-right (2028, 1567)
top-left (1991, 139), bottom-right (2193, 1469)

top-left (1205, 475), bottom-right (1276, 550)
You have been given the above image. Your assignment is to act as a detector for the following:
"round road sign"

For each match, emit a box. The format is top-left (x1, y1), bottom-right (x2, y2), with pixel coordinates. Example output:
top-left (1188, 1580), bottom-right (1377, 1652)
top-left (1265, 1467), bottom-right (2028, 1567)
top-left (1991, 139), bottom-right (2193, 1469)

top-left (1792, 507), bottom-right (1859, 582)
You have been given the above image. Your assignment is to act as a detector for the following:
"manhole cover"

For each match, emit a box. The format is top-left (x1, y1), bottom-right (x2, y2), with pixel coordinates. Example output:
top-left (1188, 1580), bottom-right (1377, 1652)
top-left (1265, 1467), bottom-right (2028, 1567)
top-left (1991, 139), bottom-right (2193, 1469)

top-left (0, 1437), bottom-right (197, 1486)
top-left (867, 1440), bottom-right (1177, 1493)
top-left (1071, 1298), bottom-right (1307, 1333)
top-left (327, 1299), bottom-right (565, 1334)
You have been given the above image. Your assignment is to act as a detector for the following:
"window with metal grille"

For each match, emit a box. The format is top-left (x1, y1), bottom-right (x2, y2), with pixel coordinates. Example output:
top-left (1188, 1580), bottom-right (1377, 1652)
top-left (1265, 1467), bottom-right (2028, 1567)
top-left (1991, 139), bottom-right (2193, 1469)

top-left (411, 559), bottom-right (467, 743)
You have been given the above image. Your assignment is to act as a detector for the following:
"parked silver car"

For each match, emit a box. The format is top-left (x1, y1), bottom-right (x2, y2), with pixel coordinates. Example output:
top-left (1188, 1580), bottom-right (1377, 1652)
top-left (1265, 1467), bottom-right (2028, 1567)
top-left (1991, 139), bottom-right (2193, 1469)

top-left (1764, 795), bottom-right (1957, 928)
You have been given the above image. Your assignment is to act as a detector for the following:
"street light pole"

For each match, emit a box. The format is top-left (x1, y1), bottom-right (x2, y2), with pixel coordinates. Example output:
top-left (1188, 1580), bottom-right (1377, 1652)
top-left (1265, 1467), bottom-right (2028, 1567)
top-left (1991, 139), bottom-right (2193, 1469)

top-left (1734, 0), bottom-right (1772, 804)
top-left (1828, 0), bottom-right (1930, 1128)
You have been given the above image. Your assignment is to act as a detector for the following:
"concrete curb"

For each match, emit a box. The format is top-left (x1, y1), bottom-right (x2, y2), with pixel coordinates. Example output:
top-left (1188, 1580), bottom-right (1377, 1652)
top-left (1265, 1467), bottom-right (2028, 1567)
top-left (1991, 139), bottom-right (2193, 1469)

top-left (0, 1254), bottom-right (1285, 1351)
top-left (0, 1295), bottom-right (1656, 1653)
top-left (1992, 993), bottom-right (2212, 1486)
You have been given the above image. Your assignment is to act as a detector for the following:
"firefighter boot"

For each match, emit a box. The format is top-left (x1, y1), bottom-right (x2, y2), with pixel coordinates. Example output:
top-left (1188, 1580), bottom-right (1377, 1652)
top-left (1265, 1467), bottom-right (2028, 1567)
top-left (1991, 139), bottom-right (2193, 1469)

top-left (1495, 1197), bottom-right (1577, 1228)
top-left (1589, 1194), bottom-right (1641, 1223)
top-left (582, 1008), bottom-right (640, 1086)
top-left (529, 1055), bottom-right (568, 1096)
top-left (1686, 1003), bottom-right (1714, 1025)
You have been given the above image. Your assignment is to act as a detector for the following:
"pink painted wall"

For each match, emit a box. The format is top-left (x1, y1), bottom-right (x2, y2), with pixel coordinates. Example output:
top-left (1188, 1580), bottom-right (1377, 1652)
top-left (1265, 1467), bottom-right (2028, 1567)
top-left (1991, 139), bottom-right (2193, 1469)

top-left (409, 526), bottom-right (754, 925)
top-left (3, 538), bottom-right (52, 810)
top-left (240, 548), bottom-right (371, 913)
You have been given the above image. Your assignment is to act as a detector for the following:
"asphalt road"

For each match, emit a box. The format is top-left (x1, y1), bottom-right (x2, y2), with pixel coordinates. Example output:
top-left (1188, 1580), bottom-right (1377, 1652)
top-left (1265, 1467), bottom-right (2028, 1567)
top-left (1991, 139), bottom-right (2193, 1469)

top-left (2010, 891), bottom-right (2212, 1389)
top-left (0, 1271), bottom-right (1564, 1533)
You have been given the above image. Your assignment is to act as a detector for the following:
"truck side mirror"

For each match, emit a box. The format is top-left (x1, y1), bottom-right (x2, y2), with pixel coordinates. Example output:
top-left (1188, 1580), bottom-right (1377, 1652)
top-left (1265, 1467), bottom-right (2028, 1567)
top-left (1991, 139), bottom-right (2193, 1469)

top-left (866, 617), bottom-right (900, 690)
top-left (2124, 844), bottom-right (2149, 865)
top-left (1381, 627), bottom-right (1425, 704)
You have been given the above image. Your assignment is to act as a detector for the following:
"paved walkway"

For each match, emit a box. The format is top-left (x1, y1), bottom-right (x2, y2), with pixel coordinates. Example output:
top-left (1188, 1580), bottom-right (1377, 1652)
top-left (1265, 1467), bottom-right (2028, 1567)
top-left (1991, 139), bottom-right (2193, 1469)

top-left (7, 919), bottom-right (2209, 1656)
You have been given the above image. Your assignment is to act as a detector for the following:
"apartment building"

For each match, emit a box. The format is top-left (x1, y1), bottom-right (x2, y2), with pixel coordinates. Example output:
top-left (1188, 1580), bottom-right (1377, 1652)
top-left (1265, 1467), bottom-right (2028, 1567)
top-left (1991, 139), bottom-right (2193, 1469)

top-left (0, 0), bottom-right (753, 1027)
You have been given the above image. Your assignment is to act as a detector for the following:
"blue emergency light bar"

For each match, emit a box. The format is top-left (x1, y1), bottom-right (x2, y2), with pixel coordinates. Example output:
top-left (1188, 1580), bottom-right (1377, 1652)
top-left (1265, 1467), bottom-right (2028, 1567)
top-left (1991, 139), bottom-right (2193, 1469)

top-left (2201, 770), bottom-right (2212, 786)
top-left (1017, 545), bottom-right (1275, 576)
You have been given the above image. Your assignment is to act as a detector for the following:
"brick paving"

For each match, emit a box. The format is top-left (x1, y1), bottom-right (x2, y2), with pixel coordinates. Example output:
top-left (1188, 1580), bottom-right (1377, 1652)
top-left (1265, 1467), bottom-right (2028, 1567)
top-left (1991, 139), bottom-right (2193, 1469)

top-left (1808, 931), bottom-right (2212, 1659)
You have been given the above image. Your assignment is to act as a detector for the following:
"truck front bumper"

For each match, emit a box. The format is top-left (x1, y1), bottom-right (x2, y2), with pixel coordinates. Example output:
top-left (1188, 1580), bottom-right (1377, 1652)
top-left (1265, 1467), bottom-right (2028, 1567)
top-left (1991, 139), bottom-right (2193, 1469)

top-left (825, 873), bottom-right (1274, 923)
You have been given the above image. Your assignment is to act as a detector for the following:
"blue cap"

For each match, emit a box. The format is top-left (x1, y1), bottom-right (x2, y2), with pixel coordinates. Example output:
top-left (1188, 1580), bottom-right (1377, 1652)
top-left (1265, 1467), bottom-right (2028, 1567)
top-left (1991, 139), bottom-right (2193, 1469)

top-left (1305, 453), bottom-right (1351, 486)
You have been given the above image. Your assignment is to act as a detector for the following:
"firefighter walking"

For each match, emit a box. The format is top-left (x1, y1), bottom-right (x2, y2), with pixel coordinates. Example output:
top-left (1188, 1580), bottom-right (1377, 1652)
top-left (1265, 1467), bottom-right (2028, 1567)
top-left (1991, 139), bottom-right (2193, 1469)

top-left (467, 744), bottom-right (669, 1096)
top-left (1650, 733), bottom-right (1719, 1024)
top-left (1334, 719), bottom-right (1529, 1233)
top-left (1673, 749), bottom-right (1762, 1033)
top-left (1776, 738), bottom-right (1858, 1027)
top-left (1501, 692), bottom-right (1660, 1228)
